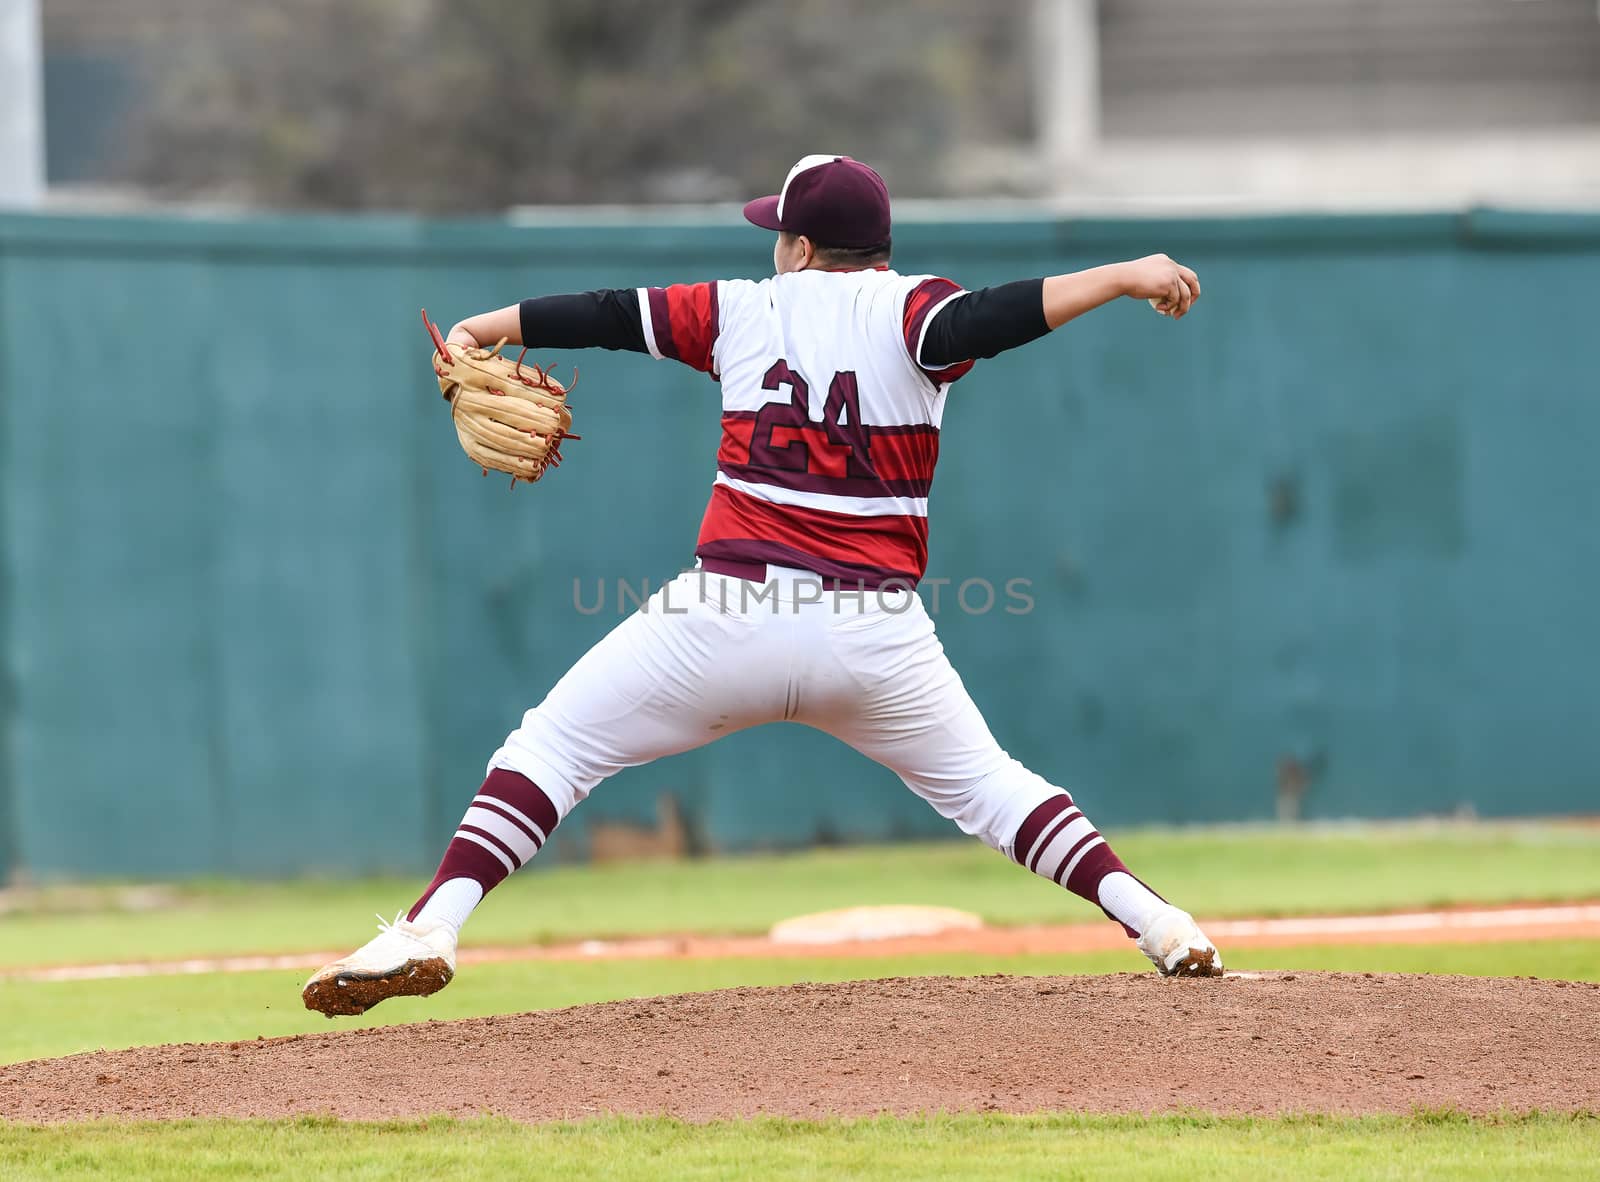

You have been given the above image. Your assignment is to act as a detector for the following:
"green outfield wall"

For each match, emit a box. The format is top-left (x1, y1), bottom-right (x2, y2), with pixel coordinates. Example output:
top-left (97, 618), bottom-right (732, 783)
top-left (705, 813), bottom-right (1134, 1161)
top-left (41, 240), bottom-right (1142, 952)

top-left (0, 207), bottom-right (1595, 879)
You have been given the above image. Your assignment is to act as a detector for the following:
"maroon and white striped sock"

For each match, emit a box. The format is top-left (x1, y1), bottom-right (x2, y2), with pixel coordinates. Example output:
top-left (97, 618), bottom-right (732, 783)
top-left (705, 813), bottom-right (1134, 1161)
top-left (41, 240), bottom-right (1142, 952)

top-left (406, 768), bottom-right (560, 932)
top-left (1011, 792), bottom-right (1166, 937)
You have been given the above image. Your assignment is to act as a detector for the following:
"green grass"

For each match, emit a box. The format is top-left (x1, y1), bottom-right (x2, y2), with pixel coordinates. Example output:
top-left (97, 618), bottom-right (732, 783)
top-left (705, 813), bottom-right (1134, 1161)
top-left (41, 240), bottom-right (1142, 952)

top-left (3, 823), bottom-right (1596, 1064)
top-left (3, 823), bottom-right (1597, 968)
top-left (4, 832), bottom-right (1596, 1175)
top-left (3, 939), bottom-right (1596, 1066)
top-left (1, 1112), bottom-right (1595, 1181)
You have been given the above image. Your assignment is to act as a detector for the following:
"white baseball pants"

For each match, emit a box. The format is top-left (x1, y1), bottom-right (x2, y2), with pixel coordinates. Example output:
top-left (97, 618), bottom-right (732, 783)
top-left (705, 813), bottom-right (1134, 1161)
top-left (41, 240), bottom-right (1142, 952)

top-left (489, 566), bottom-right (1062, 854)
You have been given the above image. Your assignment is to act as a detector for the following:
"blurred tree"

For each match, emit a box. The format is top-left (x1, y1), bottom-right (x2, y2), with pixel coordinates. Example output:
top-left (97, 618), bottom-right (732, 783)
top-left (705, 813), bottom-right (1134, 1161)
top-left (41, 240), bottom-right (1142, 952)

top-left (122, 0), bottom-right (1033, 212)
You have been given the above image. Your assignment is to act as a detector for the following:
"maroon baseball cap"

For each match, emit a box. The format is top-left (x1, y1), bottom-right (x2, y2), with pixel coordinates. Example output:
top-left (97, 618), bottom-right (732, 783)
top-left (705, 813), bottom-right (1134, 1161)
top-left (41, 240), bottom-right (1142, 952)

top-left (743, 155), bottom-right (892, 249)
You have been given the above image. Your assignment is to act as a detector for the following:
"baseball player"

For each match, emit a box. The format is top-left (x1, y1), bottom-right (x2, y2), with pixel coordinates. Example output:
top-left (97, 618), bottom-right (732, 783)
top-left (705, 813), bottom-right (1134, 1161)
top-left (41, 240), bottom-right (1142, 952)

top-left (303, 154), bottom-right (1220, 1018)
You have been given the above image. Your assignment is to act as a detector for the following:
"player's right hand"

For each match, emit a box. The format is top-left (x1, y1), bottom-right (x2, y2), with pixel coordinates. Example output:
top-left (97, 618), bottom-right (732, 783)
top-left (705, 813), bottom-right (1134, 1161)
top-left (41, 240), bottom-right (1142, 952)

top-left (1117, 254), bottom-right (1200, 319)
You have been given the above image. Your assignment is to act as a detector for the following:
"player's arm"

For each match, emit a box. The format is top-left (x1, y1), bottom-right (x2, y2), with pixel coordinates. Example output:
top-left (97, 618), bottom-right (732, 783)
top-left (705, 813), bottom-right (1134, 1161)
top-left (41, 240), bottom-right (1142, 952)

top-left (446, 291), bottom-right (649, 353)
top-left (1043, 254), bottom-right (1200, 327)
top-left (449, 285), bottom-right (722, 374)
top-left (919, 254), bottom-right (1200, 369)
top-left (446, 304), bottom-right (521, 349)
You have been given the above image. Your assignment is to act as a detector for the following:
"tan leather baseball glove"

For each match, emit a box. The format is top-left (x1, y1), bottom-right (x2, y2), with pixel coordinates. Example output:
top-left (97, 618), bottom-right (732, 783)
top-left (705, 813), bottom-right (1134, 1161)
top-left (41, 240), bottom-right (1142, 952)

top-left (423, 310), bottom-right (578, 486)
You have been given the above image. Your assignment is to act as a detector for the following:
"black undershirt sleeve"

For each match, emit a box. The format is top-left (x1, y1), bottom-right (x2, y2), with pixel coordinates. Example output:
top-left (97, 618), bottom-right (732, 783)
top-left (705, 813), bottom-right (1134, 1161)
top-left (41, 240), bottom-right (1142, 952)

top-left (920, 278), bottom-right (1050, 368)
top-left (518, 289), bottom-right (648, 353)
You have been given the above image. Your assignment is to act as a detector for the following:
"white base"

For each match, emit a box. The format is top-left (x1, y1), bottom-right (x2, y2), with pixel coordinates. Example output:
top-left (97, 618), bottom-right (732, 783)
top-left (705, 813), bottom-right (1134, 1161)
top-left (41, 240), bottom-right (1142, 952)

top-left (769, 905), bottom-right (984, 946)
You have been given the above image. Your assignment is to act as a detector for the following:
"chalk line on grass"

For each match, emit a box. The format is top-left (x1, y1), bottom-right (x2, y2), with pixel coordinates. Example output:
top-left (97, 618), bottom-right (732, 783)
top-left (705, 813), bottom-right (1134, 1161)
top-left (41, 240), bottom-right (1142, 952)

top-left (6, 902), bottom-right (1598, 983)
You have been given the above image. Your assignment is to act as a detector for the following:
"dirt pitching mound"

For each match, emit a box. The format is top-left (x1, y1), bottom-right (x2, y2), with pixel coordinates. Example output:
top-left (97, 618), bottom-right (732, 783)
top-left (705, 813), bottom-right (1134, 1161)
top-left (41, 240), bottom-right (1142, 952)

top-left (3, 973), bottom-right (1597, 1123)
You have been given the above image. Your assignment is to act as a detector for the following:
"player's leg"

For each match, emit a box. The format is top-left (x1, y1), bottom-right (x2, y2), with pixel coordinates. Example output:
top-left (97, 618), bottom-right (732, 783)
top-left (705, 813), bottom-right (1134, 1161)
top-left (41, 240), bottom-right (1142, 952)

top-left (404, 577), bottom-right (783, 931)
top-left (303, 571), bottom-right (785, 1015)
top-left (802, 590), bottom-right (1221, 976)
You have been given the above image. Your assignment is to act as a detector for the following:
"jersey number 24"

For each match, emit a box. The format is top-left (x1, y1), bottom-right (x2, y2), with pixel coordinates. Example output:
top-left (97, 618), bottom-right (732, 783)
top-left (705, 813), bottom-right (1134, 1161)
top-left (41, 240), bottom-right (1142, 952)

top-left (750, 360), bottom-right (875, 479)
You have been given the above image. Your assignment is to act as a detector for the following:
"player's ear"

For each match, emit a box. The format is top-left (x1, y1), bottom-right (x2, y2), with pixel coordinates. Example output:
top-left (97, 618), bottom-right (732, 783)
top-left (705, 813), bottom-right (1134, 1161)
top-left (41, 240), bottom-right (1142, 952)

top-left (774, 231), bottom-right (800, 275)
top-left (796, 235), bottom-right (817, 270)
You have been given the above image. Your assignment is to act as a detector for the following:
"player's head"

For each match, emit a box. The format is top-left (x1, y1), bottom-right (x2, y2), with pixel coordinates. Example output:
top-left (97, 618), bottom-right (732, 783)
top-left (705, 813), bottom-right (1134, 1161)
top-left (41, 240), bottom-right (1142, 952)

top-left (744, 154), bottom-right (892, 275)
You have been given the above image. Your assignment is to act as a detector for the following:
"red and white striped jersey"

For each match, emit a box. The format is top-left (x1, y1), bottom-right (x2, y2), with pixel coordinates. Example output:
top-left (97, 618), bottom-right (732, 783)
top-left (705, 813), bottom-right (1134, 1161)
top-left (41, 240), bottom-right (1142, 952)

top-left (638, 269), bottom-right (973, 587)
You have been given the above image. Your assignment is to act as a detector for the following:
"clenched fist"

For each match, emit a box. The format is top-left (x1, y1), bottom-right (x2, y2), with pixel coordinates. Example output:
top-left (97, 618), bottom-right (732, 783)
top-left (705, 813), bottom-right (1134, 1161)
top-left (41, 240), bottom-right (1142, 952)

top-left (1117, 254), bottom-right (1201, 319)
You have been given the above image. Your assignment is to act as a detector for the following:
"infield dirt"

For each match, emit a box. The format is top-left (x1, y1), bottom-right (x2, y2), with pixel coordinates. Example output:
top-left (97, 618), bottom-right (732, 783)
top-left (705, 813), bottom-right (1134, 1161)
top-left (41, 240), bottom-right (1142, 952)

top-left (3, 972), bottom-right (1597, 1123)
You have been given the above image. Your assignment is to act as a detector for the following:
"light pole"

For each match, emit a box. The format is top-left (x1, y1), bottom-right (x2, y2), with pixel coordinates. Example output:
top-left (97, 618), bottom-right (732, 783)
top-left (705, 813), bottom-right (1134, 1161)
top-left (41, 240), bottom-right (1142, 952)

top-left (0, 0), bottom-right (45, 207)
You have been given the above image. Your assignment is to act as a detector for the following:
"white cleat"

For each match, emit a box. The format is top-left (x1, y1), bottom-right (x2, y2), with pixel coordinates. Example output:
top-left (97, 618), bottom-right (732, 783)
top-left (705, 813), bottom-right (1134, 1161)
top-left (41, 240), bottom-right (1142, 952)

top-left (1137, 907), bottom-right (1224, 978)
top-left (301, 914), bottom-right (458, 1017)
